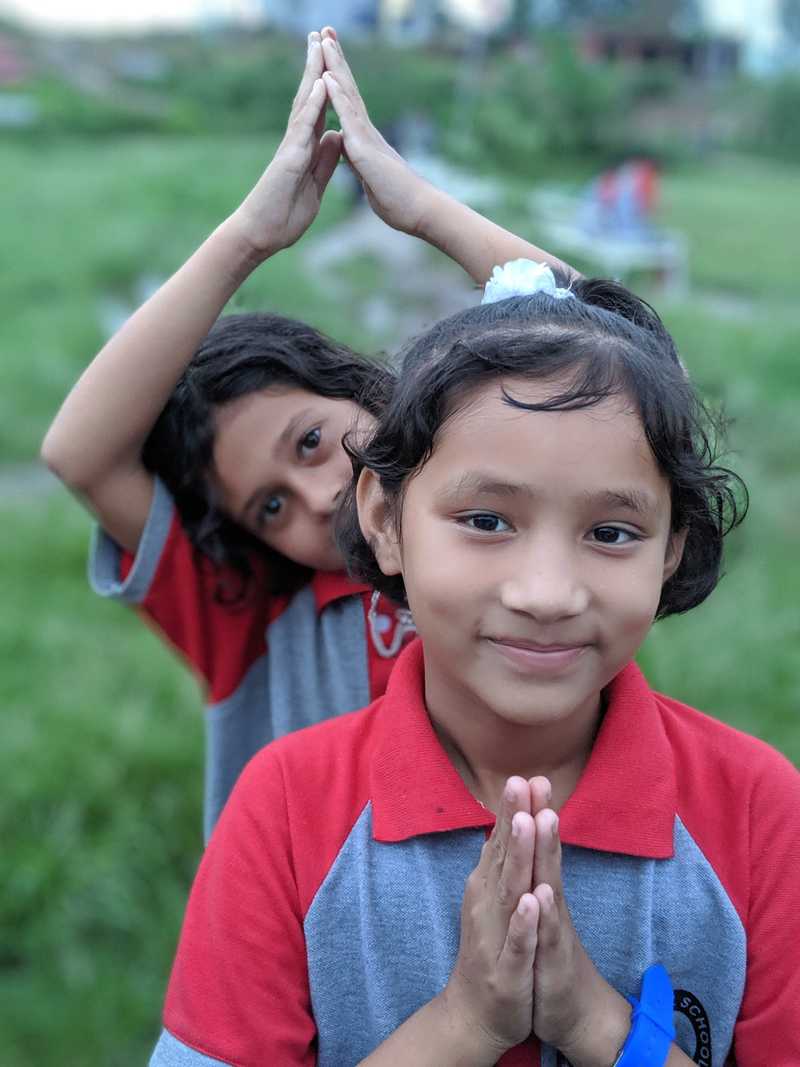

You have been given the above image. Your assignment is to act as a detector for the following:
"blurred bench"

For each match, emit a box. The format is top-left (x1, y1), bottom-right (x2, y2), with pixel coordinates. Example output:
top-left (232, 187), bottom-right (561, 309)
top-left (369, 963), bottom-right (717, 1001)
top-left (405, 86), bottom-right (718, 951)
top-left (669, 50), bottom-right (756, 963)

top-left (532, 187), bottom-right (689, 299)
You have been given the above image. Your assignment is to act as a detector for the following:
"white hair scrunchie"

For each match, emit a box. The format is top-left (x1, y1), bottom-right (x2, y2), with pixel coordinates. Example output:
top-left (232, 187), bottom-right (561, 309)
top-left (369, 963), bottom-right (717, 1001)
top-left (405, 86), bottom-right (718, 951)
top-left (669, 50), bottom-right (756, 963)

top-left (482, 259), bottom-right (575, 305)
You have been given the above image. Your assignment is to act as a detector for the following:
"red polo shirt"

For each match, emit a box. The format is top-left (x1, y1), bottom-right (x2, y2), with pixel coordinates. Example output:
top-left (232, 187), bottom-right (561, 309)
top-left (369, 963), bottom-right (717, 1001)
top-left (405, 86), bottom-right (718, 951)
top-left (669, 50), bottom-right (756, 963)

top-left (152, 639), bottom-right (800, 1066)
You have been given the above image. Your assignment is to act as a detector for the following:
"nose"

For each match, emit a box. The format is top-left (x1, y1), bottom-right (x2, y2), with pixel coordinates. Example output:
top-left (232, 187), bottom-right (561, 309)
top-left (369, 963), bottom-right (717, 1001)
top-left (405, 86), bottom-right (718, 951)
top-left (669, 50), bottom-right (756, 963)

top-left (499, 533), bottom-right (589, 623)
top-left (292, 468), bottom-right (341, 523)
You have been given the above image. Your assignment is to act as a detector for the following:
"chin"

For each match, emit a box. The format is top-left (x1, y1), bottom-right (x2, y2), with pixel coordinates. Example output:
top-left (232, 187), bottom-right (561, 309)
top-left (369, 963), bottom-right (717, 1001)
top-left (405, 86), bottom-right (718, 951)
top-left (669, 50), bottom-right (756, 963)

top-left (478, 677), bottom-right (596, 726)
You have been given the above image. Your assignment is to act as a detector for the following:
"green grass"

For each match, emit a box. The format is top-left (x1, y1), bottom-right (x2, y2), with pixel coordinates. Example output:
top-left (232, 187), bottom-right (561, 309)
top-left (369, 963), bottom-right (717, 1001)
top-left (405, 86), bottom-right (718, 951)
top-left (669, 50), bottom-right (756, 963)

top-left (1, 136), bottom-right (799, 1064)
top-left (659, 155), bottom-right (800, 300)
top-left (0, 494), bottom-right (202, 1065)
top-left (638, 302), bottom-right (800, 755)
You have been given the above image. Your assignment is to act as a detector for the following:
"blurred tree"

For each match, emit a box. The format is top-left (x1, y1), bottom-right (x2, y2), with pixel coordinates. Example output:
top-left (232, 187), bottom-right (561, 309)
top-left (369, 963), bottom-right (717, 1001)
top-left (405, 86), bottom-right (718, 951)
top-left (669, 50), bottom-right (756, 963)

top-left (555, 0), bottom-right (701, 32)
top-left (782, 0), bottom-right (800, 43)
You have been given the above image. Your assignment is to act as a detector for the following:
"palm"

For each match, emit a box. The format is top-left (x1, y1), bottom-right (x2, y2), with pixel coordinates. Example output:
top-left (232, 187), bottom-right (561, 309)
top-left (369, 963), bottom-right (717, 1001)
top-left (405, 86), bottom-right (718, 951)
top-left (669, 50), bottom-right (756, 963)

top-left (258, 143), bottom-right (326, 247)
top-left (232, 35), bottom-right (341, 256)
top-left (321, 35), bottom-right (429, 236)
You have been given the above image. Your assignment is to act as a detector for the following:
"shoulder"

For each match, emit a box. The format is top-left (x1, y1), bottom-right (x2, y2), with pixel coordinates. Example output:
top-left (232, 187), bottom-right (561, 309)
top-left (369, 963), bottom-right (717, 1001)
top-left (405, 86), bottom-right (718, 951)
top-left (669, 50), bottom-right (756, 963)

top-left (655, 689), bottom-right (798, 792)
top-left (654, 690), bottom-right (800, 923)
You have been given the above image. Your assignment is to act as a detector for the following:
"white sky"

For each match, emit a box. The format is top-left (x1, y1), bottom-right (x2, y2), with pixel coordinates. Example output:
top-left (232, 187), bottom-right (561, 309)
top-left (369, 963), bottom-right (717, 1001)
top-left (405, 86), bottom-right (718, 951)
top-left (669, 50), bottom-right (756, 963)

top-left (2, 0), bottom-right (782, 44)
top-left (1, 0), bottom-right (262, 32)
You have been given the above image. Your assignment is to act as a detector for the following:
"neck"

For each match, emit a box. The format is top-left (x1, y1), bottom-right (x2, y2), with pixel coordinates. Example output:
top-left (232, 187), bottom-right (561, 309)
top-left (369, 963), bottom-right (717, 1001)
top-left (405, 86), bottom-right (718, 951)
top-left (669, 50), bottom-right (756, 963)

top-left (425, 669), bottom-right (603, 815)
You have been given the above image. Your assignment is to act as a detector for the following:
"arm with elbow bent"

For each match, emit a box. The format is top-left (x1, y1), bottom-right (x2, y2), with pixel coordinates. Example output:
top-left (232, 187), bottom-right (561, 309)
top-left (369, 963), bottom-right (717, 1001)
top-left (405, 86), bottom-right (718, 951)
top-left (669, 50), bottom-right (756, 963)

top-left (41, 33), bottom-right (341, 556)
top-left (318, 28), bottom-right (579, 291)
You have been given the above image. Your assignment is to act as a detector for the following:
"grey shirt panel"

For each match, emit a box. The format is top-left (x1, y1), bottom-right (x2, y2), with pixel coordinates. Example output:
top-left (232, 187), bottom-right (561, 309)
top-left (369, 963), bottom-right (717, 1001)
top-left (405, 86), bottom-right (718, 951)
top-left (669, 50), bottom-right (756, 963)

top-left (306, 807), bottom-right (744, 1067)
top-left (150, 1029), bottom-right (230, 1067)
top-left (204, 589), bottom-right (370, 836)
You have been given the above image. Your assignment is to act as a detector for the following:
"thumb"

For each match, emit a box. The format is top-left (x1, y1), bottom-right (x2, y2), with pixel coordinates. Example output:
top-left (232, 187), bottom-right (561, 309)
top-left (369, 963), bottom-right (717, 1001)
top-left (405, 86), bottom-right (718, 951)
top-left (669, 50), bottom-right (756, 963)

top-left (313, 129), bottom-right (343, 193)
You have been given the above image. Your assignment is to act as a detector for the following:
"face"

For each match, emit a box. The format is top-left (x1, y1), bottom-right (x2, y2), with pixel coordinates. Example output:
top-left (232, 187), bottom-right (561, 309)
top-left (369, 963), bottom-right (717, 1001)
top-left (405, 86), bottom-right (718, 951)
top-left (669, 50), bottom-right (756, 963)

top-left (361, 377), bottom-right (685, 731)
top-left (212, 386), bottom-right (371, 571)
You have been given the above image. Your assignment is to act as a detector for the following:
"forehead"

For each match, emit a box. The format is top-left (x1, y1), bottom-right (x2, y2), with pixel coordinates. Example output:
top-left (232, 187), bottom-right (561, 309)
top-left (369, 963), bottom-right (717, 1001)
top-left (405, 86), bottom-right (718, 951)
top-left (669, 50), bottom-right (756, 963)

top-left (213, 385), bottom-right (313, 434)
top-left (421, 377), bottom-right (669, 504)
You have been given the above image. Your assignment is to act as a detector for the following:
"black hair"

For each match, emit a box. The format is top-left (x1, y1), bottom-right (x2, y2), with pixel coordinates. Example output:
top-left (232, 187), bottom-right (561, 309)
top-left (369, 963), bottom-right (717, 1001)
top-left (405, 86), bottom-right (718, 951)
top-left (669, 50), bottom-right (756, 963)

top-left (141, 312), bottom-right (392, 603)
top-left (336, 271), bottom-right (747, 619)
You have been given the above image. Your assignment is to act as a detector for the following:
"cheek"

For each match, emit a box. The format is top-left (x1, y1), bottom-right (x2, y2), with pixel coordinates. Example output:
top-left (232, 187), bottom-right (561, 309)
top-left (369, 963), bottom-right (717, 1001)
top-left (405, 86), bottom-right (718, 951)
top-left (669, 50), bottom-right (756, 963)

top-left (260, 518), bottom-right (326, 568)
top-left (402, 527), bottom-right (483, 630)
top-left (600, 553), bottom-right (665, 631)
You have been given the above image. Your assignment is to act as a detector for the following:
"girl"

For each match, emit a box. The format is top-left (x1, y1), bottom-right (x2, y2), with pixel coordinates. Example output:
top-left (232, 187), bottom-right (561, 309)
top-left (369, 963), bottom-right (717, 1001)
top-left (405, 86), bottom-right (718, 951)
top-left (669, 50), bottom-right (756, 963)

top-left (42, 29), bottom-right (577, 836)
top-left (149, 263), bottom-right (799, 1065)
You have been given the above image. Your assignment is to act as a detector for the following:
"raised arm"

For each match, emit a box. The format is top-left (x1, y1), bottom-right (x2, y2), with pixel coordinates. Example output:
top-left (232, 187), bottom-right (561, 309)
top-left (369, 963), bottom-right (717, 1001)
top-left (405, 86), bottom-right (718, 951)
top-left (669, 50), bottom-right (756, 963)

top-left (319, 28), bottom-right (579, 288)
top-left (41, 34), bottom-right (341, 555)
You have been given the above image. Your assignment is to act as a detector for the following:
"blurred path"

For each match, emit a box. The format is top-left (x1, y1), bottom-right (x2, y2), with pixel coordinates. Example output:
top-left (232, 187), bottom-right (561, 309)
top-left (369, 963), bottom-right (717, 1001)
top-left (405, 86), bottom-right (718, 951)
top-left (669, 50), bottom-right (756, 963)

top-left (305, 200), bottom-right (478, 347)
top-left (0, 464), bottom-right (57, 502)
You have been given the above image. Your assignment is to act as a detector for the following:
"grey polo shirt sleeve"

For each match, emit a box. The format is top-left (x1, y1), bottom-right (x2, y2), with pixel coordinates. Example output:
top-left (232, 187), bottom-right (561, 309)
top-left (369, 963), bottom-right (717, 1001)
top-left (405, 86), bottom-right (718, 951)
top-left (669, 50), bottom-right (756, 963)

top-left (88, 476), bottom-right (175, 605)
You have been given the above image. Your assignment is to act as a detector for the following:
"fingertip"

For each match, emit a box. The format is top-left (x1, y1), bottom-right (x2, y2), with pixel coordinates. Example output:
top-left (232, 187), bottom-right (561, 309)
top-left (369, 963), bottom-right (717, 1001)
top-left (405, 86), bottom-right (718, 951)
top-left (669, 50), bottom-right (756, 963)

top-left (530, 774), bottom-right (552, 801)
top-left (534, 881), bottom-right (555, 914)
top-left (503, 775), bottom-right (527, 807)
top-left (517, 891), bottom-right (539, 920)
top-left (536, 807), bottom-right (559, 841)
top-left (511, 810), bottom-right (527, 838)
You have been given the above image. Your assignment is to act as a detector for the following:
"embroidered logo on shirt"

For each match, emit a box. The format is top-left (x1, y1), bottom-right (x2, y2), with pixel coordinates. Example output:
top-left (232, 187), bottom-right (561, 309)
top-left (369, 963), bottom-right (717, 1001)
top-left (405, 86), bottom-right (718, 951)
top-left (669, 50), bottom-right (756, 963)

top-left (674, 988), bottom-right (712, 1065)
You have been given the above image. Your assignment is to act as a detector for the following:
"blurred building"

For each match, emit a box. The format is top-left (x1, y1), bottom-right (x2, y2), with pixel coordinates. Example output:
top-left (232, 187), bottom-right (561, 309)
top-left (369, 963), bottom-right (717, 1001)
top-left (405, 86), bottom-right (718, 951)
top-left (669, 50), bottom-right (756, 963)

top-left (579, 2), bottom-right (741, 78)
top-left (702, 0), bottom-right (797, 74)
top-left (260, 0), bottom-right (508, 38)
top-left (261, 0), bottom-right (380, 34)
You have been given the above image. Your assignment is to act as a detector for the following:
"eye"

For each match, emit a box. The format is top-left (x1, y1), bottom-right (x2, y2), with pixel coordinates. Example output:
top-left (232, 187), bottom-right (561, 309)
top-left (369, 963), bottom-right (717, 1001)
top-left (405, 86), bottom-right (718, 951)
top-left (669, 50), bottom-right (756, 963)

top-left (258, 494), bottom-right (285, 525)
top-left (460, 513), bottom-right (512, 534)
top-left (298, 427), bottom-right (321, 457)
top-left (591, 526), bottom-right (639, 546)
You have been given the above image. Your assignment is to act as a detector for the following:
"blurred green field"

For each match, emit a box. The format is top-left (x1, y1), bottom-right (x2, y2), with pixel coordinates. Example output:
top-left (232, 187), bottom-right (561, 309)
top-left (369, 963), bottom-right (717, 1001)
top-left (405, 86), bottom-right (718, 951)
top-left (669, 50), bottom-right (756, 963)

top-left (2, 135), bottom-right (799, 1064)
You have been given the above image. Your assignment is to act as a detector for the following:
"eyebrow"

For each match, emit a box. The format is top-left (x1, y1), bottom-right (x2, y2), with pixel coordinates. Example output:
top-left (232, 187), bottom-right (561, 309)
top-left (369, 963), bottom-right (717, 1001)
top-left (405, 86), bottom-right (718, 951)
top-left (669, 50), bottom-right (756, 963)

top-left (438, 473), bottom-right (657, 516)
top-left (240, 407), bottom-right (316, 522)
top-left (438, 473), bottom-right (533, 500)
top-left (581, 488), bottom-right (658, 516)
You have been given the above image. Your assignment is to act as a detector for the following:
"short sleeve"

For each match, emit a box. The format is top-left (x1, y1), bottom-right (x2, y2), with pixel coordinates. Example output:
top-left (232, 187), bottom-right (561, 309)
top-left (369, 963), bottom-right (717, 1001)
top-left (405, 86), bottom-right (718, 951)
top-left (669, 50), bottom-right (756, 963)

top-left (89, 475), bottom-right (175, 605)
top-left (733, 750), bottom-right (800, 1063)
top-left (88, 476), bottom-right (272, 702)
top-left (154, 749), bottom-right (317, 1067)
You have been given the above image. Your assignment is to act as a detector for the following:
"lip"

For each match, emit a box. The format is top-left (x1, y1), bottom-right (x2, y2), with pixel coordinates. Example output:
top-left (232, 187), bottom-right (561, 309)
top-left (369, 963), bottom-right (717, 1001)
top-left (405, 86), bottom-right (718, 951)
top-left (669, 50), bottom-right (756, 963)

top-left (487, 638), bottom-right (589, 675)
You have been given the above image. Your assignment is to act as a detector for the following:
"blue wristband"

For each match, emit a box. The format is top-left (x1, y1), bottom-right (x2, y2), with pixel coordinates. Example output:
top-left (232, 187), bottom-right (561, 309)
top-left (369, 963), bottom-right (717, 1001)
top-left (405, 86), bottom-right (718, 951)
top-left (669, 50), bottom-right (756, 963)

top-left (612, 964), bottom-right (675, 1067)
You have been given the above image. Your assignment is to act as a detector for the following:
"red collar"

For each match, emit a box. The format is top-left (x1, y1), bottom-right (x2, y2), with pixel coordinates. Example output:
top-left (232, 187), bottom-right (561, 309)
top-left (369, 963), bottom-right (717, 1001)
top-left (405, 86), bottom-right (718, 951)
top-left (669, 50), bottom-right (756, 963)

top-left (370, 640), bottom-right (677, 859)
top-left (310, 569), bottom-right (371, 614)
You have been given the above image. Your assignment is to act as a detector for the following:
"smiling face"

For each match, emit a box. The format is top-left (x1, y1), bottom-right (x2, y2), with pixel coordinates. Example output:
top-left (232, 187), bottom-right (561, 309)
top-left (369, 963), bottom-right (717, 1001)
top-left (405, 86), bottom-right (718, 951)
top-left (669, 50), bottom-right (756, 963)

top-left (361, 376), bottom-right (685, 733)
top-left (212, 386), bottom-right (370, 571)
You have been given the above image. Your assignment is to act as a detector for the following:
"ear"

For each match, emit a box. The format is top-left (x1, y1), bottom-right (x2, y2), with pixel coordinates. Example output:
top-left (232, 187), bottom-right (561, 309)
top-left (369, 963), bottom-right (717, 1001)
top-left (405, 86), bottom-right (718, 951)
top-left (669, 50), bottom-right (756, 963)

top-left (356, 468), bottom-right (402, 577)
top-left (662, 527), bottom-right (688, 584)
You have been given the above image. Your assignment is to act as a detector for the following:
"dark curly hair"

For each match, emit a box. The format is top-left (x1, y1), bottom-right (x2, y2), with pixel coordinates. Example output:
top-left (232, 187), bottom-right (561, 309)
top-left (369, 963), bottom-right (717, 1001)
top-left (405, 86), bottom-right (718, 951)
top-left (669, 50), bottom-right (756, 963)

top-left (141, 312), bottom-right (392, 604)
top-left (336, 272), bottom-right (747, 619)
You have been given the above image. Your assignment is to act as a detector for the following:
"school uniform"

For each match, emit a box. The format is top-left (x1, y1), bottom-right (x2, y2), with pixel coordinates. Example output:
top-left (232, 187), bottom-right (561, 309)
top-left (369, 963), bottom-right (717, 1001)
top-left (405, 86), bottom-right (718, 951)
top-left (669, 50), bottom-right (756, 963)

top-left (148, 637), bottom-right (800, 1066)
top-left (89, 477), bottom-right (414, 838)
